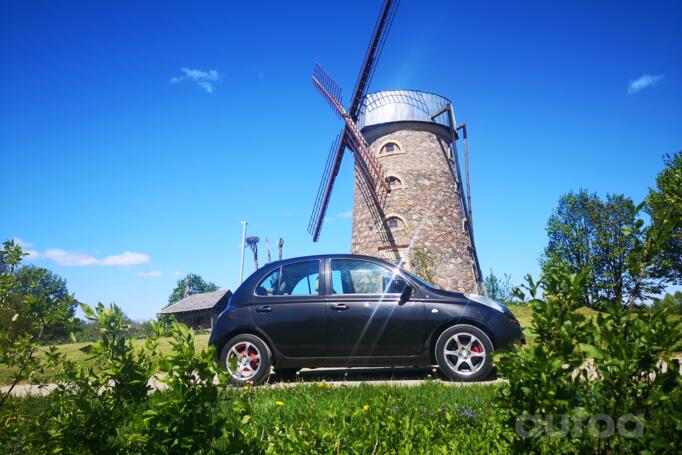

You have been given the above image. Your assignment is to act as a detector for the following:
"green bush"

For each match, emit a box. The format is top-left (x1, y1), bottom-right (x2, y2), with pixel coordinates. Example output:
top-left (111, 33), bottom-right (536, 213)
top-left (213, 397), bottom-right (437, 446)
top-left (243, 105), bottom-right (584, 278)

top-left (495, 264), bottom-right (682, 453)
top-left (0, 301), bottom-right (249, 454)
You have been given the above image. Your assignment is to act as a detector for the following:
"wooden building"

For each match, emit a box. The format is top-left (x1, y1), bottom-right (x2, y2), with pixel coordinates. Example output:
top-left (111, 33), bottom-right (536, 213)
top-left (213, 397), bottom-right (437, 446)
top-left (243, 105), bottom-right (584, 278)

top-left (159, 289), bottom-right (232, 330)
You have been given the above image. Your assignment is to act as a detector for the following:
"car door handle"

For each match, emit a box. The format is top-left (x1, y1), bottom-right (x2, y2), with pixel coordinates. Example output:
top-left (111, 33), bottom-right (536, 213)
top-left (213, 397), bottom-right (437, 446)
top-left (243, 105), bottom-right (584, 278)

top-left (330, 304), bottom-right (349, 311)
top-left (256, 306), bottom-right (272, 313)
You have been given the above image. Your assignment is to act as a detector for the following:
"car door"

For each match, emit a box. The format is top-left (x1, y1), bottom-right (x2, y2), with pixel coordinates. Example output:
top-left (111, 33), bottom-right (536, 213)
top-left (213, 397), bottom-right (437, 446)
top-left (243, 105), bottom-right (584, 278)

top-left (251, 260), bottom-right (326, 358)
top-left (324, 258), bottom-right (425, 357)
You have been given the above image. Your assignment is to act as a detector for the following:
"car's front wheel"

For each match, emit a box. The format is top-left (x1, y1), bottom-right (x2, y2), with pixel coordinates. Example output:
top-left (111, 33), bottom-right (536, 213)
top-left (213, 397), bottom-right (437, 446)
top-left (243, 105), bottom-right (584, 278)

top-left (435, 324), bottom-right (493, 382)
top-left (220, 334), bottom-right (272, 386)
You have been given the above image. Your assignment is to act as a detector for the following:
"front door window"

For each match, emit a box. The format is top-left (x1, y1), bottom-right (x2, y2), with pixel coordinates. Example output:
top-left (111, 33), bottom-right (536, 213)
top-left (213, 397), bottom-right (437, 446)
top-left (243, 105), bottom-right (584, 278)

top-left (330, 259), bottom-right (406, 295)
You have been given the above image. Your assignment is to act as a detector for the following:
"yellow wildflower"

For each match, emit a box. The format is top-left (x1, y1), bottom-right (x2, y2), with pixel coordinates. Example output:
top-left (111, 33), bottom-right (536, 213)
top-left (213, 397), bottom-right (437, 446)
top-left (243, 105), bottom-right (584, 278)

top-left (275, 400), bottom-right (285, 407)
top-left (363, 404), bottom-right (369, 411)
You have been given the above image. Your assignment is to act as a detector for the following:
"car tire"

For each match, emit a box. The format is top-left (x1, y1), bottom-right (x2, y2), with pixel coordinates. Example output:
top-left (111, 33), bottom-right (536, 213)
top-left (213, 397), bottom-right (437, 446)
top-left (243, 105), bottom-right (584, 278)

top-left (435, 324), bottom-right (494, 382)
top-left (220, 334), bottom-right (272, 386)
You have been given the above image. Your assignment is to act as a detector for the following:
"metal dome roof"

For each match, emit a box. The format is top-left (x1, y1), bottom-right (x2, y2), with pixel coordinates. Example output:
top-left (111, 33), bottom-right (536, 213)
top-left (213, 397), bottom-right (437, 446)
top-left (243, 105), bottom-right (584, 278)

top-left (357, 90), bottom-right (453, 131)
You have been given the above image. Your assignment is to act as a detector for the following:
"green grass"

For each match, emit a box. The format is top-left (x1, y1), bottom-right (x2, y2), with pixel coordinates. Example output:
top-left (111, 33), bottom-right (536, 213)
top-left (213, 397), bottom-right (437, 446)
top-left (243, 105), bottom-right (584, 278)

top-left (507, 303), bottom-right (599, 344)
top-left (220, 382), bottom-right (505, 453)
top-left (9, 382), bottom-right (506, 453)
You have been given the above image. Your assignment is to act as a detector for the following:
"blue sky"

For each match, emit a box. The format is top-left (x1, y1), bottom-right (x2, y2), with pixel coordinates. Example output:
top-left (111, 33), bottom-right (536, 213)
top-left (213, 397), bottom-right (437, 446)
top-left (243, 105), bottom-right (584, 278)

top-left (2, 0), bottom-right (680, 320)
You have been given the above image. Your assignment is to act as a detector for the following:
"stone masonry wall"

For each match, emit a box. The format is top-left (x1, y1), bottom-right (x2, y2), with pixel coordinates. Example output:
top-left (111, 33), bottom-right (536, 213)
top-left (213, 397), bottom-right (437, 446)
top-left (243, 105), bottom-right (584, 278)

top-left (350, 125), bottom-right (479, 293)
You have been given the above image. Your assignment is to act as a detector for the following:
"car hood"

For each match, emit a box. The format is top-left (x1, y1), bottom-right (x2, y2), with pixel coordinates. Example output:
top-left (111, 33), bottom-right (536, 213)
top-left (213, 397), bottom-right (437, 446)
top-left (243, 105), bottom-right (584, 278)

top-left (426, 288), bottom-right (512, 315)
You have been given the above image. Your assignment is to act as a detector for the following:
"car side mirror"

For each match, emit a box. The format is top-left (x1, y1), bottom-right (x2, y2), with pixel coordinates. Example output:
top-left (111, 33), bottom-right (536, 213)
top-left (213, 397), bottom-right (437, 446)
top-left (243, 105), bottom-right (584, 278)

top-left (399, 284), bottom-right (413, 304)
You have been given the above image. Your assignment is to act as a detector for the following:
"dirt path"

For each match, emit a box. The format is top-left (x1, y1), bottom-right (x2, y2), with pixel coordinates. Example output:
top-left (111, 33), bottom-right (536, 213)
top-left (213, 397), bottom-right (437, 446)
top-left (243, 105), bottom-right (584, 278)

top-left (2, 367), bottom-right (504, 397)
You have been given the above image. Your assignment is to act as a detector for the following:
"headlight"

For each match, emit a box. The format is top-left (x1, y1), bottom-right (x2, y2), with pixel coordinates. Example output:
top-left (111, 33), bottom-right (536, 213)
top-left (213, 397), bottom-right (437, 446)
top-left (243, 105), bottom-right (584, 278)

top-left (464, 293), bottom-right (513, 316)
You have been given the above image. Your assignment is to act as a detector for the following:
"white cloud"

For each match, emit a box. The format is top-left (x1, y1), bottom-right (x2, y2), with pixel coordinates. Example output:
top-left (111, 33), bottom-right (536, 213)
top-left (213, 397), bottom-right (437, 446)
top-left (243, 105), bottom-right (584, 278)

top-left (628, 74), bottom-right (664, 94)
top-left (337, 210), bottom-right (353, 219)
top-left (42, 249), bottom-right (150, 267)
top-left (98, 252), bottom-right (150, 266)
top-left (25, 250), bottom-right (40, 260)
top-left (173, 271), bottom-right (182, 277)
top-left (137, 270), bottom-right (163, 278)
top-left (170, 67), bottom-right (221, 93)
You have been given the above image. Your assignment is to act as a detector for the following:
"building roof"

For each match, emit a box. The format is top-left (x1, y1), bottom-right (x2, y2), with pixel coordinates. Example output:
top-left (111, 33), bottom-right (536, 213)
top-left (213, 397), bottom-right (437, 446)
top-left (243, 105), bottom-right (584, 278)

top-left (159, 289), bottom-right (231, 314)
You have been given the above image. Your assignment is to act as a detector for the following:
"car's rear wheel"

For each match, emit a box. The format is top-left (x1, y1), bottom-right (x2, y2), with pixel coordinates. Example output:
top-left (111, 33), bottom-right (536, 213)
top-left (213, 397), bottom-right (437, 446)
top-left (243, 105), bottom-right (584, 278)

top-left (435, 324), bottom-right (493, 382)
top-left (220, 334), bottom-right (272, 386)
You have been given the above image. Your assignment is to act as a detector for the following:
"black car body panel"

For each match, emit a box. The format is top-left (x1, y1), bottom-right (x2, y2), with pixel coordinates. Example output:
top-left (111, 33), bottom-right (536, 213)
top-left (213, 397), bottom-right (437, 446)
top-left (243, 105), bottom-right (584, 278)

top-left (209, 254), bottom-right (523, 368)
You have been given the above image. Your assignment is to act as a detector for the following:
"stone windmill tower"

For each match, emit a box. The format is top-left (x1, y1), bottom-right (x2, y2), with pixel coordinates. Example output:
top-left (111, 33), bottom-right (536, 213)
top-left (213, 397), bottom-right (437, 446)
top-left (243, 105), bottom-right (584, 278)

top-left (308, 0), bottom-right (483, 294)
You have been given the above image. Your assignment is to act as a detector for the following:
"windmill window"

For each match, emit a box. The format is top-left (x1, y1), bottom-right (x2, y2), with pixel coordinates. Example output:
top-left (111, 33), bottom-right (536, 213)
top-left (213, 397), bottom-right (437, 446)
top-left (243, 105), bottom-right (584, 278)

top-left (387, 216), bottom-right (405, 230)
top-left (387, 176), bottom-right (403, 189)
top-left (380, 142), bottom-right (401, 155)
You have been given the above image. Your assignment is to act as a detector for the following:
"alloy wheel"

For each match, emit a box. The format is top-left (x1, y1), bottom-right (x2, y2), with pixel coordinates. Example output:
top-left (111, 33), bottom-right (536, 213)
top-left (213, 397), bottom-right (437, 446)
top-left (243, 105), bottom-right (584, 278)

top-left (226, 341), bottom-right (261, 380)
top-left (442, 333), bottom-right (486, 376)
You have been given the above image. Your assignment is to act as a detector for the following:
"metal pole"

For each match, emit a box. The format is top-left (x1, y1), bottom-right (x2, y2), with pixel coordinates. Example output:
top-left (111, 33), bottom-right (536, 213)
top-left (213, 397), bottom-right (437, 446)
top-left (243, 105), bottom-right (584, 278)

top-left (462, 123), bottom-right (472, 230)
top-left (239, 221), bottom-right (247, 283)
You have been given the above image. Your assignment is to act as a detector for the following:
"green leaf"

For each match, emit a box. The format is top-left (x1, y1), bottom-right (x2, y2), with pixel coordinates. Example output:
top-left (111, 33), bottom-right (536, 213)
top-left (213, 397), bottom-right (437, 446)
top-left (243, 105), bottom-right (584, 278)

top-left (80, 303), bottom-right (97, 320)
top-left (579, 343), bottom-right (605, 359)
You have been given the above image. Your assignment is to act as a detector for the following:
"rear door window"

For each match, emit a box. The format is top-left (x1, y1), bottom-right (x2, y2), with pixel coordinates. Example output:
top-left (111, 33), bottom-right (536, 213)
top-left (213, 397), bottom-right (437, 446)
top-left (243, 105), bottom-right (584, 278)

top-left (255, 261), bottom-right (320, 296)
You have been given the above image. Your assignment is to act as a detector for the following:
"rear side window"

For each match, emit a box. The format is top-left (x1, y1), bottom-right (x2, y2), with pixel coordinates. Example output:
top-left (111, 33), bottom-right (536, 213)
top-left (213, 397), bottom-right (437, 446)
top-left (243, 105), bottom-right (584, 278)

top-left (254, 261), bottom-right (320, 296)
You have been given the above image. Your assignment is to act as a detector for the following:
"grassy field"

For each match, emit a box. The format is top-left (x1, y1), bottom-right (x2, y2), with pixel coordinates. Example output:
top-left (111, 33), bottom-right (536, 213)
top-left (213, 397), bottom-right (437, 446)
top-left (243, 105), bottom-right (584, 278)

top-left (0, 305), bottom-right (588, 386)
top-left (220, 382), bottom-right (504, 452)
top-left (12, 382), bottom-right (506, 453)
top-left (0, 333), bottom-right (211, 385)
top-left (0, 304), bottom-right (652, 386)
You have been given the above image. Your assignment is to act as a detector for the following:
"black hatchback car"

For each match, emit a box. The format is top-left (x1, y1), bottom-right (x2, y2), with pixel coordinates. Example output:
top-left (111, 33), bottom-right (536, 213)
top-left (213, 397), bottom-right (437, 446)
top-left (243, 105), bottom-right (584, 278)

top-left (209, 254), bottom-right (523, 385)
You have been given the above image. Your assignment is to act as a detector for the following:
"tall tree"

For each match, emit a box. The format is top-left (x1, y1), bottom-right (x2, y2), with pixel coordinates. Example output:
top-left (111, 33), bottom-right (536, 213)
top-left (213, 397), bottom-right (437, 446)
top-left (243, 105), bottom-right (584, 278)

top-left (647, 152), bottom-right (682, 284)
top-left (542, 189), bottom-right (658, 307)
top-left (11, 265), bottom-right (78, 341)
top-left (167, 273), bottom-right (219, 306)
top-left (1, 240), bottom-right (76, 404)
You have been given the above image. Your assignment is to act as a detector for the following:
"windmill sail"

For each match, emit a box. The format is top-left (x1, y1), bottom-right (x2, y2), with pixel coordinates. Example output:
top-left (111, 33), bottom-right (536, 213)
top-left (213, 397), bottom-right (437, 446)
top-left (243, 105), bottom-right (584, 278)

top-left (308, 0), bottom-right (399, 242)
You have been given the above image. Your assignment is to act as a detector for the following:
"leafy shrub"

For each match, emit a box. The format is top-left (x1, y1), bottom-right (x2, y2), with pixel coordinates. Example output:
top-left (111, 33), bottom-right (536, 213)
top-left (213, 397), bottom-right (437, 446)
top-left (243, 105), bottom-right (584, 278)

top-left (1, 301), bottom-right (249, 454)
top-left (495, 264), bottom-right (682, 453)
top-left (122, 323), bottom-right (250, 454)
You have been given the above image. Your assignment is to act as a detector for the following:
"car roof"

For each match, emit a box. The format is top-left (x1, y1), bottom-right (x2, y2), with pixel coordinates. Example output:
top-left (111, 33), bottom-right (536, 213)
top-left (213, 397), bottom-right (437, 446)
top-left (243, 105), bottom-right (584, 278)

top-left (264, 254), bottom-right (397, 268)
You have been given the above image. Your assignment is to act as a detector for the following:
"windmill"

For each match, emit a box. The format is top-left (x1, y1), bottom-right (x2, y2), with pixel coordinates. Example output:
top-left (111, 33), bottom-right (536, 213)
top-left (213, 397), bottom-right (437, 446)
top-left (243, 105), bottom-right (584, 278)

top-left (308, 0), bottom-right (484, 293)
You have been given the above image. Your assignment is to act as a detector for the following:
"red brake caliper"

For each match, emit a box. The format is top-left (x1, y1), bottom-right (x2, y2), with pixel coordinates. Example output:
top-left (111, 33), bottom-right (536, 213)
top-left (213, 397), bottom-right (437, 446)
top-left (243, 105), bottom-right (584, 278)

top-left (472, 343), bottom-right (482, 353)
top-left (248, 347), bottom-right (259, 369)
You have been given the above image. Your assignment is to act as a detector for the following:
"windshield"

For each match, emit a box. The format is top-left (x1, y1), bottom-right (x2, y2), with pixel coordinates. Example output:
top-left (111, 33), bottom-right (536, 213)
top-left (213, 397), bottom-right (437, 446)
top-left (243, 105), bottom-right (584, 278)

top-left (399, 267), bottom-right (441, 290)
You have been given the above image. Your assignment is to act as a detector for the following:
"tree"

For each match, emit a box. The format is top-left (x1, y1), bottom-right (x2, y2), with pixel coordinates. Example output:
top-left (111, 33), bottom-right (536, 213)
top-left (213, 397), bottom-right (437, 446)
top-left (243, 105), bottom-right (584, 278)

top-left (278, 238), bottom-right (284, 261)
top-left (647, 152), bottom-right (682, 284)
top-left (542, 189), bottom-right (660, 307)
top-left (653, 291), bottom-right (682, 315)
top-left (167, 273), bottom-right (219, 306)
top-left (245, 236), bottom-right (260, 270)
top-left (12, 265), bottom-right (78, 341)
top-left (0, 240), bottom-right (75, 407)
top-left (483, 269), bottom-right (514, 303)
top-left (410, 247), bottom-right (435, 284)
